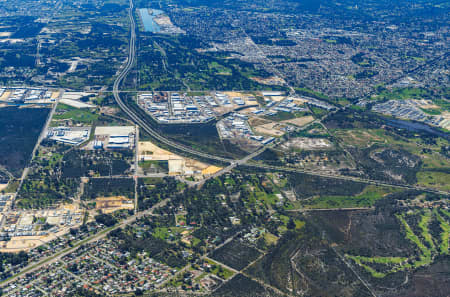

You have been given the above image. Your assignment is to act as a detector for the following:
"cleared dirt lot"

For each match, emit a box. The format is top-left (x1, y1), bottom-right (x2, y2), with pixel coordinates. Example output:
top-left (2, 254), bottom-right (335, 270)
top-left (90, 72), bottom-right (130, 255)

top-left (253, 122), bottom-right (286, 137)
top-left (281, 137), bottom-right (333, 150)
top-left (95, 196), bottom-right (134, 214)
top-left (283, 115), bottom-right (315, 127)
top-left (138, 141), bottom-right (222, 175)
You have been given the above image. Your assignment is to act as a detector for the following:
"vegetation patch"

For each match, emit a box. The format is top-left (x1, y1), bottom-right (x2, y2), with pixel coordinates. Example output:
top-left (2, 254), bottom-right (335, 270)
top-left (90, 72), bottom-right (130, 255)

top-left (211, 273), bottom-right (275, 297)
top-left (346, 209), bottom-right (450, 279)
top-left (0, 107), bottom-right (50, 177)
top-left (211, 239), bottom-right (261, 271)
top-left (299, 185), bottom-right (398, 209)
top-left (52, 103), bottom-right (98, 124)
top-left (83, 178), bottom-right (134, 200)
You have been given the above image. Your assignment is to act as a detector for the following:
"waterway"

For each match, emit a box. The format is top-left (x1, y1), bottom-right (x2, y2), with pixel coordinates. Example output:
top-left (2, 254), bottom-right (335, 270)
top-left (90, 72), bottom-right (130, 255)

top-left (385, 118), bottom-right (449, 140)
top-left (139, 8), bottom-right (163, 32)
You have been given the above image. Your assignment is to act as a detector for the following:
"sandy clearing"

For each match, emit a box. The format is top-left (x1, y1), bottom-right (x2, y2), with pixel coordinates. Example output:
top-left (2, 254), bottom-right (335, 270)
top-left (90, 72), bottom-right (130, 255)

top-left (139, 141), bottom-right (179, 160)
top-left (281, 137), bottom-right (332, 150)
top-left (201, 166), bottom-right (222, 175)
top-left (253, 122), bottom-right (285, 137)
top-left (0, 91), bottom-right (11, 101)
top-left (283, 115), bottom-right (315, 127)
top-left (51, 91), bottom-right (60, 99)
top-left (266, 95), bottom-right (286, 102)
top-left (139, 141), bottom-right (221, 175)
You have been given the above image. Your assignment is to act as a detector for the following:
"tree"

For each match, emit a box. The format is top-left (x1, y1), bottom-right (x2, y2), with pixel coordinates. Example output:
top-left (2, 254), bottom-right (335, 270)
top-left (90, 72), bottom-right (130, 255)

top-left (287, 218), bottom-right (296, 230)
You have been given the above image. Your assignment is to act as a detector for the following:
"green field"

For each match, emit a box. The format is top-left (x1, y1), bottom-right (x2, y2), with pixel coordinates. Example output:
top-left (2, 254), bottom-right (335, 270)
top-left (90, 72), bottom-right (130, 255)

top-left (417, 171), bottom-right (450, 191)
top-left (434, 210), bottom-right (450, 255)
top-left (205, 258), bottom-right (235, 279)
top-left (299, 185), bottom-right (397, 209)
top-left (371, 87), bottom-right (431, 101)
top-left (52, 103), bottom-right (98, 124)
top-left (139, 160), bottom-right (169, 172)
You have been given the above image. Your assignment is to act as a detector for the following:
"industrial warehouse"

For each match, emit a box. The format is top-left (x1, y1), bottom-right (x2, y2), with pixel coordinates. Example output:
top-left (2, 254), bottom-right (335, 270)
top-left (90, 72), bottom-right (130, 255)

top-left (46, 126), bottom-right (91, 145)
top-left (93, 126), bottom-right (136, 150)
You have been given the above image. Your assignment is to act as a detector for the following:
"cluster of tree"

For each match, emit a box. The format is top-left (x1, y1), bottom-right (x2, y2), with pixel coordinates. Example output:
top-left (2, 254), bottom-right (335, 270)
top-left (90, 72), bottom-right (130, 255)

top-left (62, 150), bottom-right (132, 178)
top-left (138, 34), bottom-right (279, 91)
top-left (109, 227), bottom-right (187, 268)
top-left (288, 172), bottom-right (366, 199)
top-left (165, 172), bottom-right (285, 242)
top-left (349, 146), bottom-right (421, 184)
top-left (138, 177), bottom-right (178, 210)
top-left (94, 213), bottom-right (118, 227)
top-left (0, 251), bottom-right (29, 280)
top-left (17, 177), bottom-right (79, 209)
top-left (0, 108), bottom-right (50, 177)
top-left (83, 178), bottom-right (134, 200)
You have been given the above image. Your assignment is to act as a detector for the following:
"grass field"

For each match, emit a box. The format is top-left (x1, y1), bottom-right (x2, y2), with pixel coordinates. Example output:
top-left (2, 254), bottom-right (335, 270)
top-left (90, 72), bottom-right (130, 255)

top-left (299, 185), bottom-right (397, 209)
top-left (205, 258), bottom-right (235, 279)
top-left (2, 179), bottom-right (19, 193)
top-left (334, 129), bottom-right (388, 148)
top-left (418, 211), bottom-right (436, 251)
top-left (371, 87), bottom-right (431, 101)
top-left (52, 103), bottom-right (98, 124)
top-left (139, 160), bottom-right (169, 172)
top-left (434, 210), bottom-right (450, 255)
top-left (417, 171), bottom-right (450, 191)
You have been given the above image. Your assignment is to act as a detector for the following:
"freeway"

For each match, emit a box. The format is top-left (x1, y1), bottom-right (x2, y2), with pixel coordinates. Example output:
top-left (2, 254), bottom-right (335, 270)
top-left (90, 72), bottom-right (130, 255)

top-left (112, 0), bottom-right (450, 198)
top-left (112, 0), bottom-right (231, 164)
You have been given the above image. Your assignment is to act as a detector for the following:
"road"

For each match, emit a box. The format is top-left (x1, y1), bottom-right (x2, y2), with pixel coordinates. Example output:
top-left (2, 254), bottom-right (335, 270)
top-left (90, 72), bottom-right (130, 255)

top-left (134, 124), bottom-right (139, 214)
top-left (194, 146), bottom-right (268, 188)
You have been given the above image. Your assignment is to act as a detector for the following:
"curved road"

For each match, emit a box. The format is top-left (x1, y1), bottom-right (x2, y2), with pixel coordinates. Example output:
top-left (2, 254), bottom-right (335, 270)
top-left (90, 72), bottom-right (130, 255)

top-left (113, 0), bottom-right (230, 163)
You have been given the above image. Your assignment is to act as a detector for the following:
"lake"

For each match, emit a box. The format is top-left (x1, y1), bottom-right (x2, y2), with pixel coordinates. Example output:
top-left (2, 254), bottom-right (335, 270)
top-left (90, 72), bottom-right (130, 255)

top-left (139, 8), bottom-right (163, 33)
top-left (386, 118), bottom-right (449, 140)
